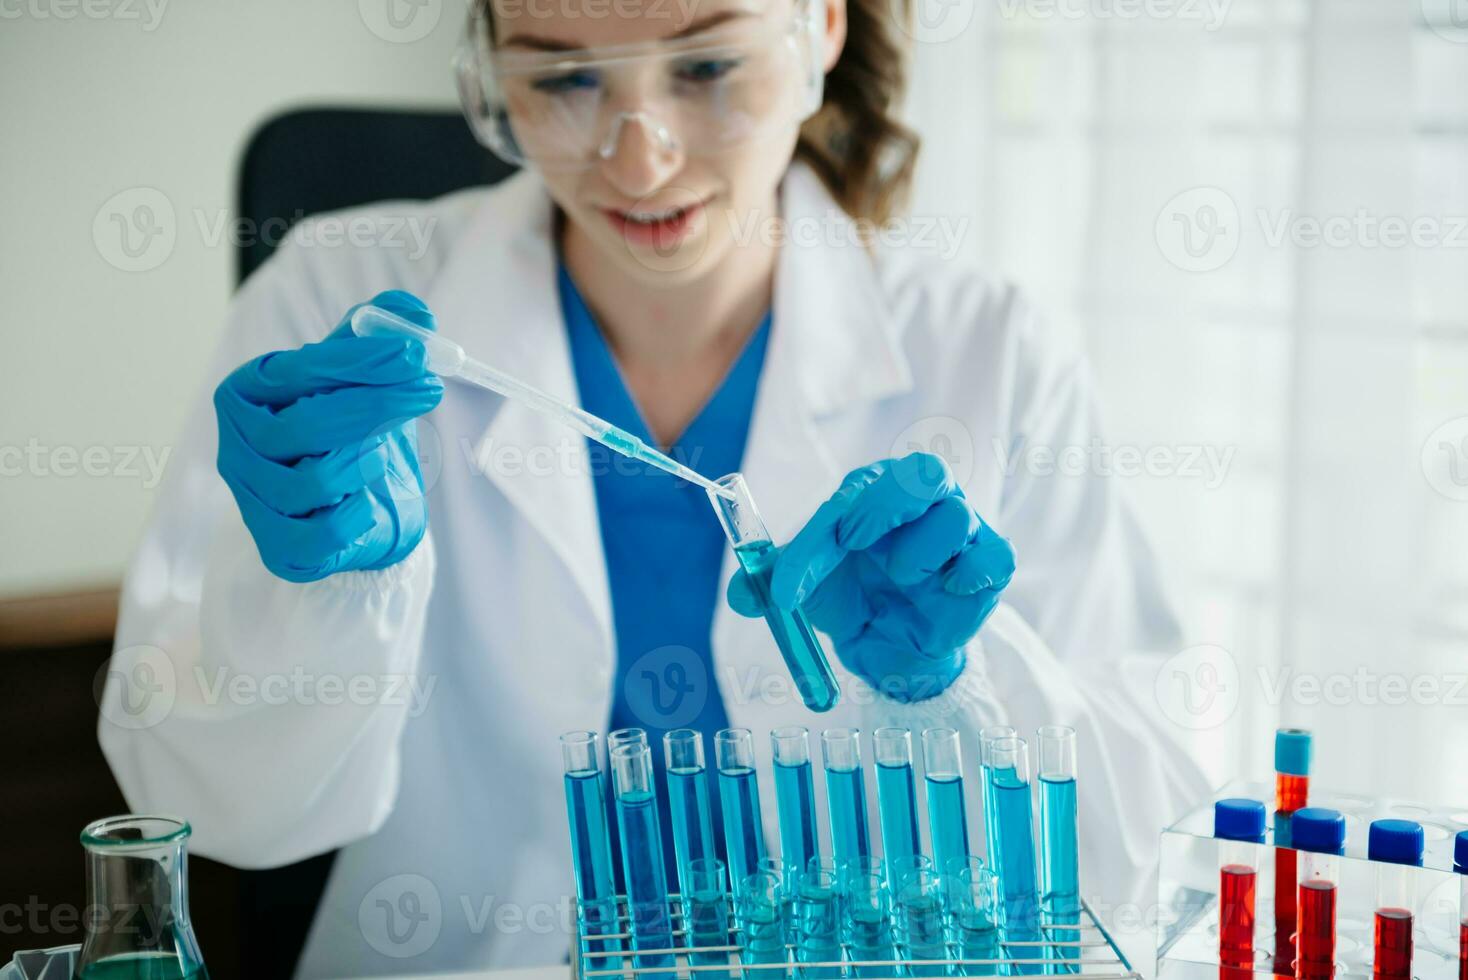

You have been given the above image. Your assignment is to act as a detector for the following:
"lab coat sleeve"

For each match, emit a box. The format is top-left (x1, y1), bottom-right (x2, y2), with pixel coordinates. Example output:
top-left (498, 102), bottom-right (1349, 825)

top-left (99, 229), bottom-right (439, 870)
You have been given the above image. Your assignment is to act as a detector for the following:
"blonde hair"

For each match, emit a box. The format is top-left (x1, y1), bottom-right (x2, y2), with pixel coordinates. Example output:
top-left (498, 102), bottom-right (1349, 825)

top-left (796, 0), bottom-right (920, 225)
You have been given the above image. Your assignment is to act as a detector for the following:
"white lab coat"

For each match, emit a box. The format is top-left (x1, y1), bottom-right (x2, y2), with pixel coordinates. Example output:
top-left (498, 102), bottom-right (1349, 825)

top-left (102, 162), bottom-right (1208, 978)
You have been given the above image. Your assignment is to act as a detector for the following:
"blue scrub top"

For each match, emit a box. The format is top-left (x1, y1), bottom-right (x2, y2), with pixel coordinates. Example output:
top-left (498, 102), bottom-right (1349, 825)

top-left (559, 264), bottom-right (772, 889)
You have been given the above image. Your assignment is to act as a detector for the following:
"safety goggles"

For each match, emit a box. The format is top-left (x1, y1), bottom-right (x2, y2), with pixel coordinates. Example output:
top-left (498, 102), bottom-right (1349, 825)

top-left (455, 0), bottom-right (825, 172)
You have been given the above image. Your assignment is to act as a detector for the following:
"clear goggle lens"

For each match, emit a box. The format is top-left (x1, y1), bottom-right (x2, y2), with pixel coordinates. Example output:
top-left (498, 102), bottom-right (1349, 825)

top-left (455, 0), bottom-right (824, 172)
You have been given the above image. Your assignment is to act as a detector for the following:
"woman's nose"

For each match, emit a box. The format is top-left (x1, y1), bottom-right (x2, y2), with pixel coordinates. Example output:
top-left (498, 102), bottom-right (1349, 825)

top-left (597, 111), bottom-right (685, 198)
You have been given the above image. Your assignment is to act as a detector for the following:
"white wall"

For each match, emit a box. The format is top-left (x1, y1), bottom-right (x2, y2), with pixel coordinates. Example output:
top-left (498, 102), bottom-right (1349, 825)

top-left (0, 0), bottom-right (466, 597)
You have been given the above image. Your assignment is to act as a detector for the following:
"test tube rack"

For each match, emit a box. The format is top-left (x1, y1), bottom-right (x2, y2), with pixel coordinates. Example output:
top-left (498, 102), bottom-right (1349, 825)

top-left (572, 896), bottom-right (1139, 978)
top-left (1156, 779), bottom-right (1468, 978)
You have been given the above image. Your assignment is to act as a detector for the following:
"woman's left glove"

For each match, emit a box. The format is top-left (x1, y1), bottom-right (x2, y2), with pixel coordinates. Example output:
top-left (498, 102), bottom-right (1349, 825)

top-left (726, 453), bottom-right (1015, 702)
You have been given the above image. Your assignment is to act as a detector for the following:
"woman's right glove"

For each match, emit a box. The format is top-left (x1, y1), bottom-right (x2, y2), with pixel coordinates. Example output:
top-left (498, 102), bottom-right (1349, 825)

top-left (213, 290), bottom-right (444, 583)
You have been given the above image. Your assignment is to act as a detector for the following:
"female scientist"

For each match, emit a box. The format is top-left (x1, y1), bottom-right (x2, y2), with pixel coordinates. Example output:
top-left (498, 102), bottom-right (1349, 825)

top-left (102, 0), bottom-right (1207, 974)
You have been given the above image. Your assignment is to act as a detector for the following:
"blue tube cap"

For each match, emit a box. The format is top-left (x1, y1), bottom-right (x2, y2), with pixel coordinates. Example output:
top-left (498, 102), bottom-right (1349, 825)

top-left (1368, 819), bottom-right (1424, 866)
top-left (1274, 728), bottom-right (1312, 777)
top-left (1455, 830), bottom-right (1468, 873)
top-left (1214, 798), bottom-right (1267, 843)
top-left (1291, 807), bottom-right (1346, 854)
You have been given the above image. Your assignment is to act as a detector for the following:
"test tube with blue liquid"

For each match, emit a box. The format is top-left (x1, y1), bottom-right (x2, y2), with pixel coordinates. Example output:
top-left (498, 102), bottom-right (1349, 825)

top-left (897, 867), bottom-right (949, 978)
top-left (978, 725), bottom-right (1015, 871)
top-left (561, 731), bottom-right (621, 976)
top-left (922, 728), bottom-right (971, 880)
top-left (794, 865), bottom-right (843, 979)
top-left (666, 730), bottom-right (719, 908)
top-left (821, 728), bottom-right (872, 868)
top-left (1037, 726), bottom-right (1080, 973)
top-left (688, 857), bottom-right (733, 980)
top-left (772, 727), bottom-right (821, 880)
top-left (948, 864), bottom-right (1003, 977)
top-left (718, 728), bottom-right (769, 901)
top-left (739, 871), bottom-right (793, 979)
top-left (709, 473), bottom-right (840, 713)
top-left (873, 728), bottom-right (923, 885)
top-left (845, 872), bottom-right (899, 979)
top-left (986, 735), bottom-right (1042, 975)
top-left (611, 741), bottom-right (676, 979)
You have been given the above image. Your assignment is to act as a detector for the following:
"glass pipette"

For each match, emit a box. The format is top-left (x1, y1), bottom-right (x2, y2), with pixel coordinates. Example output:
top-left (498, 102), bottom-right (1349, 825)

top-left (351, 305), bottom-right (736, 500)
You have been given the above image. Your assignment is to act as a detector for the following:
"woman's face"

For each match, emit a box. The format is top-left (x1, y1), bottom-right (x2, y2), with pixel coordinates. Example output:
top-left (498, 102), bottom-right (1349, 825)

top-left (489, 0), bottom-right (833, 284)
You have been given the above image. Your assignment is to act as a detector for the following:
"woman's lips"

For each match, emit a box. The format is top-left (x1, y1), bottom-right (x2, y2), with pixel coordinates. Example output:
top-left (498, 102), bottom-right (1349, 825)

top-left (604, 201), bottom-right (707, 249)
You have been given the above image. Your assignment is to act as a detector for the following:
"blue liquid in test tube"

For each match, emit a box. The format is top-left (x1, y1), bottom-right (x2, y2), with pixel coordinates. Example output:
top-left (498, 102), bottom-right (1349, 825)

top-left (794, 866), bottom-right (842, 979)
top-left (771, 727), bottom-right (822, 878)
top-left (739, 872), bottom-right (793, 979)
top-left (922, 728), bottom-right (971, 878)
top-left (977, 726), bottom-right (1014, 870)
top-left (665, 730), bottom-right (719, 904)
top-left (561, 731), bottom-right (621, 976)
top-left (845, 872), bottom-right (899, 979)
top-left (949, 864), bottom-right (1004, 977)
top-left (611, 742), bottom-right (676, 980)
top-left (873, 728), bottom-right (922, 883)
top-left (709, 473), bottom-right (840, 714)
top-left (987, 735), bottom-right (1042, 975)
top-left (821, 728), bottom-right (872, 868)
top-left (898, 868), bottom-right (949, 979)
top-left (717, 728), bottom-right (769, 900)
top-left (688, 858), bottom-right (733, 980)
top-left (1038, 726), bottom-right (1080, 973)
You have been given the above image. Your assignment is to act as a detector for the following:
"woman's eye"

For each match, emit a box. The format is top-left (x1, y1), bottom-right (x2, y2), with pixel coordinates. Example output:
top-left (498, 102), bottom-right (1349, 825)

top-left (530, 71), bottom-right (600, 95)
top-left (675, 58), bottom-right (740, 83)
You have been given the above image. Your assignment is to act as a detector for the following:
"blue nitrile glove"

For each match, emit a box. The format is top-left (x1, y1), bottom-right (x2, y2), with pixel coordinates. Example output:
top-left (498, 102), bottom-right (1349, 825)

top-left (214, 290), bottom-right (444, 583)
top-left (726, 453), bottom-right (1015, 702)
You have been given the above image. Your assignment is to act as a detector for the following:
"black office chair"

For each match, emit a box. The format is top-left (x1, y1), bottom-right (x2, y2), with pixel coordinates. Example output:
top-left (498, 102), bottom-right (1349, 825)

top-left (237, 106), bottom-right (517, 283)
top-left (232, 106), bottom-right (516, 978)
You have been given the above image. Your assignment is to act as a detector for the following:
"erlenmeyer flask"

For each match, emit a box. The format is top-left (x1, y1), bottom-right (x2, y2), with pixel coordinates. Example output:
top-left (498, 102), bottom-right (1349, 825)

top-left (74, 815), bottom-right (208, 980)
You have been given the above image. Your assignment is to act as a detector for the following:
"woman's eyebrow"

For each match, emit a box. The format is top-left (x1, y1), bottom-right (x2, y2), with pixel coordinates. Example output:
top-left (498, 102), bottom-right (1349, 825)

top-left (499, 9), bottom-right (755, 52)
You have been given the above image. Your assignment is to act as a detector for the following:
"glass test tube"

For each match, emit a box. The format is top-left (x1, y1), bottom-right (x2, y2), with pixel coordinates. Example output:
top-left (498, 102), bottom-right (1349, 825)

top-left (948, 863), bottom-right (1004, 977)
top-left (666, 730), bottom-right (719, 903)
top-left (794, 865), bottom-right (843, 979)
top-left (739, 871), bottom-right (793, 979)
top-left (1368, 819), bottom-right (1424, 980)
top-left (1292, 807), bottom-right (1345, 980)
top-left (898, 867), bottom-right (950, 978)
top-left (1273, 728), bottom-right (1312, 976)
top-left (759, 857), bottom-right (798, 946)
top-left (822, 728), bottom-right (873, 868)
top-left (1038, 726), bottom-right (1080, 973)
top-left (922, 728), bottom-right (971, 886)
top-left (772, 727), bottom-right (822, 879)
top-left (874, 727), bottom-right (923, 884)
top-left (845, 871), bottom-right (900, 979)
top-left (978, 725), bottom-right (1016, 868)
top-left (688, 857), bottom-right (733, 979)
top-left (561, 731), bottom-right (622, 975)
top-left (709, 473), bottom-right (840, 713)
top-left (1213, 798), bottom-right (1266, 977)
top-left (718, 728), bottom-right (769, 900)
top-left (987, 735), bottom-right (1042, 975)
top-left (612, 741), bottom-right (676, 979)
top-left (1454, 832), bottom-right (1467, 980)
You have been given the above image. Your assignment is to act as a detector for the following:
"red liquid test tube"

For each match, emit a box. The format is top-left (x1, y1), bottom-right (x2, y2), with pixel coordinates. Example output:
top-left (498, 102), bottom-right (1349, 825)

top-left (1273, 729), bottom-right (1311, 977)
top-left (1215, 799), bottom-right (1267, 976)
top-left (1292, 807), bottom-right (1344, 980)
top-left (1368, 819), bottom-right (1424, 980)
